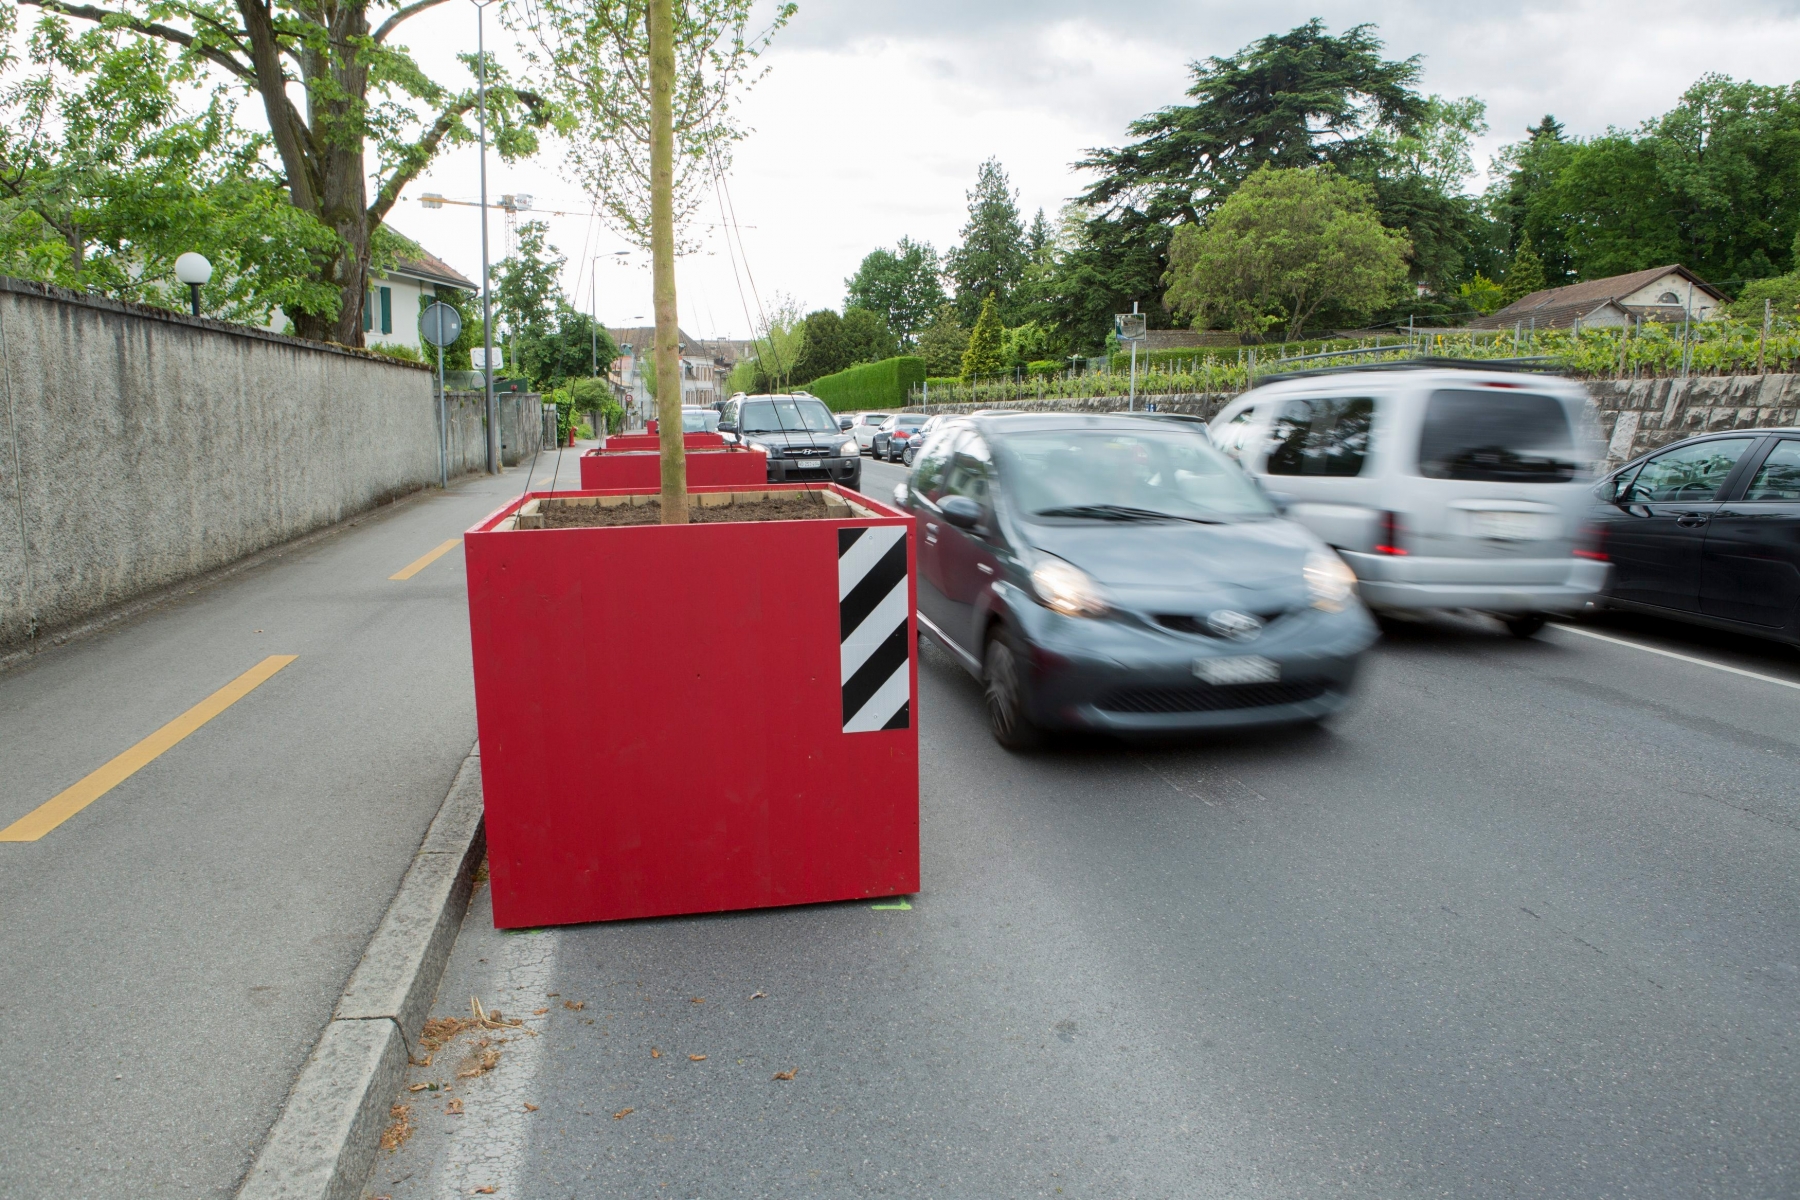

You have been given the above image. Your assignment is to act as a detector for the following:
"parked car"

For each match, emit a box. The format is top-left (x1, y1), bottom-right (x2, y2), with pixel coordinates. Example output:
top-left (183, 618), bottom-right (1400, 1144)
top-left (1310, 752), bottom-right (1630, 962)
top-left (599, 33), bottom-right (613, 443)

top-left (1590, 427), bottom-right (1800, 645)
top-left (873, 413), bottom-right (930, 462)
top-left (902, 415), bottom-right (946, 467)
top-left (895, 413), bottom-right (1377, 748)
top-left (717, 393), bottom-right (862, 491)
top-left (848, 411), bottom-right (889, 453)
top-left (681, 406), bottom-right (721, 433)
top-left (1209, 362), bottom-right (1609, 638)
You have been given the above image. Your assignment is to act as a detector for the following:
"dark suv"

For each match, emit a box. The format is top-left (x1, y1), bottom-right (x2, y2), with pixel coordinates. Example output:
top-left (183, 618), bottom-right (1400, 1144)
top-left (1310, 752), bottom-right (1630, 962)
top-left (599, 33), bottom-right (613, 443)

top-left (718, 394), bottom-right (862, 490)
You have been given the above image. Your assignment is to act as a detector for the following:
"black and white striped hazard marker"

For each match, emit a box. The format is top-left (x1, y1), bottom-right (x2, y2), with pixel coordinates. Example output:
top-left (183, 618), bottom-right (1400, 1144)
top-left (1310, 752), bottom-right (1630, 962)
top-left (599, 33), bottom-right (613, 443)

top-left (838, 525), bottom-right (911, 732)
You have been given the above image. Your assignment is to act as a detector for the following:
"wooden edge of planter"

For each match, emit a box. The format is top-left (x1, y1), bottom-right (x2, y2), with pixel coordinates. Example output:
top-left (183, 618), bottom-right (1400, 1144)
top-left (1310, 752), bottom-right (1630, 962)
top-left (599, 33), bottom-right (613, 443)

top-left (468, 483), bottom-right (898, 536)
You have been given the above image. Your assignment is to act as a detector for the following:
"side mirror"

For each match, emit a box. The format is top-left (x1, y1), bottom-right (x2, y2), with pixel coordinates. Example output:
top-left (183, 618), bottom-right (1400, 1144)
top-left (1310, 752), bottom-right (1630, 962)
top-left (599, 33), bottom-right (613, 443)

top-left (892, 482), bottom-right (909, 508)
top-left (940, 495), bottom-right (983, 529)
top-left (1263, 489), bottom-right (1295, 515)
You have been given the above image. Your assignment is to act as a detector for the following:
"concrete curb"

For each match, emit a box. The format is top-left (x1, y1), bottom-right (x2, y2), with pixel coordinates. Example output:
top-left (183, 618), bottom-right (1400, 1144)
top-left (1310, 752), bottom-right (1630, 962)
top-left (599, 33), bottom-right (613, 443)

top-left (236, 746), bottom-right (486, 1200)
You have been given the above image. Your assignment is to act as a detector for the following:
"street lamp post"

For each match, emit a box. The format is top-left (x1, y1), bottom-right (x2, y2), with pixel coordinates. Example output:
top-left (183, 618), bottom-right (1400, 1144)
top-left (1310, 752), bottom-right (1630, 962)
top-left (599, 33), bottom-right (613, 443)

top-left (474, 0), bottom-right (499, 474)
top-left (590, 250), bottom-right (628, 375)
top-left (174, 253), bottom-right (212, 317)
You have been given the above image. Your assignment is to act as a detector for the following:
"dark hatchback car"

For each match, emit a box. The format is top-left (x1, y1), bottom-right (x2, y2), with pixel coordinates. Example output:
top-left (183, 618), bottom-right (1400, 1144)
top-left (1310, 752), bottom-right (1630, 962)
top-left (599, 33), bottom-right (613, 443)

top-left (873, 413), bottom-right (930, 462)
top-left (1592, 428), bottom-right (1800, 645)
top-left (718, 394), bottom-right (862, 491)
top-left (895, 414), bottom-right (1379, 747)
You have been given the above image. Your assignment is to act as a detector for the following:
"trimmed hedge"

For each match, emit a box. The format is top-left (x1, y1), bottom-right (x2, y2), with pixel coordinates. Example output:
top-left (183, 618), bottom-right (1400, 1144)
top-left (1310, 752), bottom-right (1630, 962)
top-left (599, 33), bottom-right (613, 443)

top-left (804, 355), bottom-right (926, 412)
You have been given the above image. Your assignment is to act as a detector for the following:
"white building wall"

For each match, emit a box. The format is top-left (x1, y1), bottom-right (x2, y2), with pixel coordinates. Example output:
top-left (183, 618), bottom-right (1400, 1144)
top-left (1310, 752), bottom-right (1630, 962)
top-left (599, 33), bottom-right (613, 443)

top-left (1620, 276), bottom-right (1721, 320)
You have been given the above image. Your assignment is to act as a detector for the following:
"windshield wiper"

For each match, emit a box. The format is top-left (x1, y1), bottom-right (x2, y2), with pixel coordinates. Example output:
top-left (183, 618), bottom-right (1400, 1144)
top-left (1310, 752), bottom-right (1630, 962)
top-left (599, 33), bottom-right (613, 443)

top-left (1033, 504), bottom-right (1223, 525)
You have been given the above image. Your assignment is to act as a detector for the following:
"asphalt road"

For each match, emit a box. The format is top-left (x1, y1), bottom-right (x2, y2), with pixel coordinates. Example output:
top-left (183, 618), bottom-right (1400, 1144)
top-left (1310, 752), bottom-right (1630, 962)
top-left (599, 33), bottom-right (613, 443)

top-left (0, 447), bottom-right (593, 1199)
top-left (370, 452), bottom-right (1800, 1199)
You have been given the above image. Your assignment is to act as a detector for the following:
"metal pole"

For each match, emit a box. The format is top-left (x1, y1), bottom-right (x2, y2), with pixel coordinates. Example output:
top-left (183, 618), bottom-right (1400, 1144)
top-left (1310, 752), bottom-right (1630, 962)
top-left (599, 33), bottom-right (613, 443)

top-left (437, 341), bottom-right (448, 487)
top-left (476, 0), bottom-right (498, 473)
top-left (1128, 340), bottom-right (1137, 411)
top-left (591, 263), bottom-right (598, 376)
top-left (1759, 297), bottom-right (1770, 374)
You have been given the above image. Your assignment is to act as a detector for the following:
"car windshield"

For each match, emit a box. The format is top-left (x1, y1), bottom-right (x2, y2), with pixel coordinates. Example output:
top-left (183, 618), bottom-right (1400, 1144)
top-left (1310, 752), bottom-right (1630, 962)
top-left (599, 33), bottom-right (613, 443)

top-left (1418, 390), bottom-right (1580, 482)
top-left (996, 428), bottom-right (1275, 521)
top-left (681, 409), bottom-right (720, 433)
top-left (741, 398), bottom-right (839, 435)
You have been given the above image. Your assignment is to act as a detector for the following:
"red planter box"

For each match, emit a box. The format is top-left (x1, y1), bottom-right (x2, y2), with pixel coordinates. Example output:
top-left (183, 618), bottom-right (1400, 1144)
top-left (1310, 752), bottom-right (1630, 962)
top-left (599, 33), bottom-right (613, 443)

top-left (465, 484), bottom-right (919, 927)
top-left (578, 447), bottom-right (767, 489)
top-left (603, 432), bottom-right (725, 451)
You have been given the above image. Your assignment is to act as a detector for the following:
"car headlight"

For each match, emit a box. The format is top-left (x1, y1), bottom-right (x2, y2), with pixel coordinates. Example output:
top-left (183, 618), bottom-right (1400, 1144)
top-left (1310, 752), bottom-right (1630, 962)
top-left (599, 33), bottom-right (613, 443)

top-left (1304, 549), bottom-right (1357, 612)
top-left (838, 439), bottom-right (858, 457)
top-left (1030, 558), bottom-right (1110, 618)
top-left (748, 441), bottom-right (772, 456)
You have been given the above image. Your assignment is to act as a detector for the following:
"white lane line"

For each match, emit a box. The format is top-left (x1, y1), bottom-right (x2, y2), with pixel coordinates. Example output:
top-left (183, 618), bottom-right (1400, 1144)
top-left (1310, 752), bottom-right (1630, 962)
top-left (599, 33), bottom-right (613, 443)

top-left (1552, 623), bottom-right (1800, 693)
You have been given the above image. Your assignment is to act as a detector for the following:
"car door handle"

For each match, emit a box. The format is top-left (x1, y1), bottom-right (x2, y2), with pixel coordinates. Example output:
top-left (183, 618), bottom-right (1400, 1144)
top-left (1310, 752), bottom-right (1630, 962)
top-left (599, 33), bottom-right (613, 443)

top-left (977, 563), bottom-right (993, 575)
top-left (1676, 513), bottom-right (1710, 527)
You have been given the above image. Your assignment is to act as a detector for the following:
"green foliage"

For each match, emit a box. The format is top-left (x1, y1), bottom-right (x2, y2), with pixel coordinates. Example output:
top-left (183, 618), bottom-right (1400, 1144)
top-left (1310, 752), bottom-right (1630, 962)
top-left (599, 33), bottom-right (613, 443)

top-left (961, 294), bottom-right (1007, 381)
top-left (1458, 272), bottom-right (1507, 315)
top-left (790, 308), bottom-right (847, 384)
top-left (913, 303), bottom-right (970, 376)
top-left (495, 222), bottom-right (564, 345)
top-left (840, 307), bottom-right (899, 366)
top-left (0, 17), bottom-right (342, 323)
top-left (1002, 320), bottom-right (1055, 369)
top-left (946, 158), bottom-right (1029, 324)
top-left (368, 342), bottom-right (425, 362)
top-left (1163, 167), bottom-right (1412, 340)
top-left (567, 376), bottom-right (625, 436)
top-left (804, 356), bottom-right (925, 412)
top-left (1728, 271), bottom-right (1800, 319)
top-left (844, 237), bottom-right (946, 344)
top-left (1501, 232), bottom-right (1547, 303)
top-left (732, 294), bottom-right (805, 392)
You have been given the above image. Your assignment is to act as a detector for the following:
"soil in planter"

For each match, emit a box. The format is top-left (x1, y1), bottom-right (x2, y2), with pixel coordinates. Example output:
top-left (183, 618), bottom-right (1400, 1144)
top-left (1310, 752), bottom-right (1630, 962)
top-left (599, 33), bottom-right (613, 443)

top-left (538, 491), bottom-right (838, 528)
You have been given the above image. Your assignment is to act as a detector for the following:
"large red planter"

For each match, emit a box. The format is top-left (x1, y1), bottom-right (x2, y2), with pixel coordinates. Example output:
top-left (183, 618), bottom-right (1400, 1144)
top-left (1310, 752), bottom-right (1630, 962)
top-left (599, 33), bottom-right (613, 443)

top-left (578, 447), bottom-right (767, 489)
top-left (604, 432), bottom-right (724, 451)
top-left (465, 484), bottom-right (919, 927)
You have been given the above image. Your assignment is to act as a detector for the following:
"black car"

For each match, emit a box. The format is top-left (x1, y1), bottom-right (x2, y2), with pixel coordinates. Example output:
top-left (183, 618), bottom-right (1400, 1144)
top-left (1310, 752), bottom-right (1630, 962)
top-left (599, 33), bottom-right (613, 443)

top-left (718, 394), bottom-right (862, 491)
top-left (873, 413), bottom-right (930, 462)
top-left (895, 413), bottom-right (1379, 747)
top-left (1592, 427), bottom-right (1800, 644)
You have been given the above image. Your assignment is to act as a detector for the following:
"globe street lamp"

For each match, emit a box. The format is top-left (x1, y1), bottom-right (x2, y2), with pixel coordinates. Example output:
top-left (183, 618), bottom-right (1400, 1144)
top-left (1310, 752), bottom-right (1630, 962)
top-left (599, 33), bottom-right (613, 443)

top-left (175, 253), bottom-right (212, 317)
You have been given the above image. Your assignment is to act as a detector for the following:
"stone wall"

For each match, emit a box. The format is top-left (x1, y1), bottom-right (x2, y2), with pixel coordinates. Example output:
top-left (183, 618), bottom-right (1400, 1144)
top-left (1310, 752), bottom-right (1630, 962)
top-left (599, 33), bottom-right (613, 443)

top-left (908, 374), bottom-right (1800, 466)
top-left (0, 277), bottom-right (527, 653)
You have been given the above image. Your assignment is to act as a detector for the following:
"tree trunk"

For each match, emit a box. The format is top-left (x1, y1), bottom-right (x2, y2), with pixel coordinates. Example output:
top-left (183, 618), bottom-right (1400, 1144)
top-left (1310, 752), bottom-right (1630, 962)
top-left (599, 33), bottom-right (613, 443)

top-left (649, 0), bottom-right (687, 523)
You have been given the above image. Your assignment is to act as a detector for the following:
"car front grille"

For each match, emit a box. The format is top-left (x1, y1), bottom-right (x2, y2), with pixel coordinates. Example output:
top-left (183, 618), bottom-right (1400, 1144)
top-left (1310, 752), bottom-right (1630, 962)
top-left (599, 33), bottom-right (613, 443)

top-left (1095, 679), bottom-right (1328, 714)
top-left (1153, 611), bottom-right (1290, 637)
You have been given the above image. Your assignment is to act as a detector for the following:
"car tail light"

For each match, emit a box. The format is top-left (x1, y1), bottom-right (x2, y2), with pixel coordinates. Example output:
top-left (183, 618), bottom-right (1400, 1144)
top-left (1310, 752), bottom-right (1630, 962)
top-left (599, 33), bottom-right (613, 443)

top-left (1374, 511), bottom-right (1407, 556)
top-left (1574, 523), bottom-right (1609, 561)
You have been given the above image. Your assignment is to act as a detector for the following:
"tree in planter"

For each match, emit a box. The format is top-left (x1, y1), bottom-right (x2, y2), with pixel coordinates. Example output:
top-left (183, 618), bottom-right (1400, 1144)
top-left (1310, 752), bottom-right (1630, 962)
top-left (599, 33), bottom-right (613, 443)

top-left (19, 0), bottom-right (552, 345)
top-left (961, 294), bottom-right (1006, 381)
top-left (522, 0), bottom-right (791, 523)
top-left (1162, 166), bottom-right (1411, 342)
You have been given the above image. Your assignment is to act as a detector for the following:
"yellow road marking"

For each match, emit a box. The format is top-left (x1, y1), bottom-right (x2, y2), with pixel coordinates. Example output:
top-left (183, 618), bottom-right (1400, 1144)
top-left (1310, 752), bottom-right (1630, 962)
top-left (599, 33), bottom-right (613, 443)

top-left (0, 655), bottom-right (298, 842)
top-left (390, 538), bottom-right (461, 581)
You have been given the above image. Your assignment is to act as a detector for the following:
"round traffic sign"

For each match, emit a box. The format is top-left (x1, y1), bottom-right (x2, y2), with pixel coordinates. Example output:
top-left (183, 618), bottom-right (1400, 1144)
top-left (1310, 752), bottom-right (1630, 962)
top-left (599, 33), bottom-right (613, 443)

top-left (420, 301), bottom-right (463, 348)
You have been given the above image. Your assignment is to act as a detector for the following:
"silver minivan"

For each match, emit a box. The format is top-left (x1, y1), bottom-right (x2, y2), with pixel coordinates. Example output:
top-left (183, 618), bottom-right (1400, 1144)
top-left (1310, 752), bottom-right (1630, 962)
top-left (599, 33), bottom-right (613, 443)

top-left (1209, 364), bottom-right (1610, 636)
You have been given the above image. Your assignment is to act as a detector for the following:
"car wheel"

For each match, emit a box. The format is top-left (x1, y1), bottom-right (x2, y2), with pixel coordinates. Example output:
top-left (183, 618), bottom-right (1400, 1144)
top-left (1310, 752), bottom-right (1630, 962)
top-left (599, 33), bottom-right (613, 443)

top-left (1504, 613), bottom-right (1548, 639)
top-left (983, 629), bottom-right (1041, 750)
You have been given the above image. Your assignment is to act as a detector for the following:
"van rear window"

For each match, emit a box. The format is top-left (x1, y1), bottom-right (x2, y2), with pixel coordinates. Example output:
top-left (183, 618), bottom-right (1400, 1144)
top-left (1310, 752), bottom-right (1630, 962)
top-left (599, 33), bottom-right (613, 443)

top-left (1418, 390), bottom-right (1577, 482)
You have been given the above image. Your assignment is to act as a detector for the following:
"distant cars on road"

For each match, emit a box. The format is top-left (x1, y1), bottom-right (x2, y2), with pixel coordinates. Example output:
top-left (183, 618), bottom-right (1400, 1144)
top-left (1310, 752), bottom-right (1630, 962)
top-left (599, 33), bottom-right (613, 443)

top-left (717, 393), bottom-right (862, 491)
top-left (1590, 427), bottom-right (1800, 646)
top-left (895, 412), bottom-right (1376, 748)
top-left (903, 416), bottom-right (945, 467)
top-left (1211, 363), bottom-right (1609, 638)
top-left (873, 413), bottom-right (930, 462)
top-left (847, 412), bottom-right (888, 453)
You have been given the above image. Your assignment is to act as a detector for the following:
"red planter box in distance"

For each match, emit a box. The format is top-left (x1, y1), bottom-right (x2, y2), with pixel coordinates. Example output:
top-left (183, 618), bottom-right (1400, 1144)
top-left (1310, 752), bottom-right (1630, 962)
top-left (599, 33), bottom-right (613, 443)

top-left (578, 447), bottom-right (767, 490)
top-left (604, 432), bottom-right (725, 451)
top-left (465, 484), bottom-right (919, 927)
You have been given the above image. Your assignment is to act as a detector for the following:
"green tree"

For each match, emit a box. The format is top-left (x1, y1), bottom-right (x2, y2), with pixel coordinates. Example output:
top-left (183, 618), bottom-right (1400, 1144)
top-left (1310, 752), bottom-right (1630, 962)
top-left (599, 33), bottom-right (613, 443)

top-left (945, 158), bottom-right (1028, 324)
top-left (1162, 167), bottom-right (1411, 341)
top-left (1457, 273), bottom-right (1507, 315)
top-left (843, 236), bottom-right (945, 344)
top-left (568, 375), bottom-right (624, 434)
top-left (1026, 207), bottom-right (1052, 261)
top-left (495, 221), bottom-right (565, 349)
top-left (521, 307), bottom-right (616, 389)
top-left (789, 308), bottom-right (847, 385)
top-left (0, 15), bottom-right (343, 323)
top-left (839, 307), bottom-right (898, 365)
top-left (1501, 231), bottom-right (1546, 303)
top-left (20, 0), bottom-right (551, 346)
top-left (913, 303), bottom-right (969, 376)
top-left (1078, 20), bottom-right (1429, 226)
top-left (960, 294), bottom-right (1006, 380)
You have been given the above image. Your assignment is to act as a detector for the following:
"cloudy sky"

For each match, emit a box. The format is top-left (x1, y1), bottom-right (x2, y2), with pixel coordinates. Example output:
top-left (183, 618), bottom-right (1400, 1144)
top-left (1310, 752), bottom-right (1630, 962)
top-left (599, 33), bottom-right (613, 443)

top-left (383, 0), bottom-right (1800, 341)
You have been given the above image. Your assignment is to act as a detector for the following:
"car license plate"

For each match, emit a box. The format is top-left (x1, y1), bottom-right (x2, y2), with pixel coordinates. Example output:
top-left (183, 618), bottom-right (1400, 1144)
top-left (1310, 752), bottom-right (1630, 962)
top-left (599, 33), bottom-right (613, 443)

top-left (1195, 656), bottom-right (1279, 685)
top-left (1470, 510), bottom-right (1556, 541)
